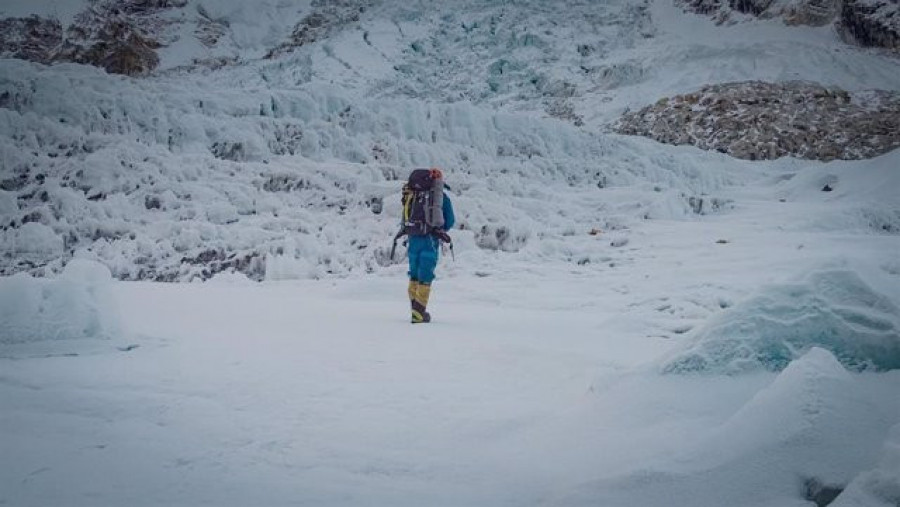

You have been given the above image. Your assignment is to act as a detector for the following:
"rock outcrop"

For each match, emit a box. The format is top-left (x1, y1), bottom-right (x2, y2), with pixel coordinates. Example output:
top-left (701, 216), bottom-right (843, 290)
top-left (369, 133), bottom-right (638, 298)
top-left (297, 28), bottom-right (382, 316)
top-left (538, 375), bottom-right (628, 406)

top-left (678, 0), bottom-right (899, 53)
top-left (0, 16), bottom-right (63, 64)
top-left (0, 0), bottom-right (185, 76)
top-left (614, 81), bottom-right (900, 161)
top-left (265, 0), bottom-right (370, 59)
top-left (837, 0), bottom-right (900, 52)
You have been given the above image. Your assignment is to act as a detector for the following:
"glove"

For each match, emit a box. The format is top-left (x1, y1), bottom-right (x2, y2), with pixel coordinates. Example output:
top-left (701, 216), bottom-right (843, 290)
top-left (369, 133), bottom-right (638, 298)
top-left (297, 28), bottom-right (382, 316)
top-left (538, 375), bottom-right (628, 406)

top-left (433, 230), bottom-right (452, 244)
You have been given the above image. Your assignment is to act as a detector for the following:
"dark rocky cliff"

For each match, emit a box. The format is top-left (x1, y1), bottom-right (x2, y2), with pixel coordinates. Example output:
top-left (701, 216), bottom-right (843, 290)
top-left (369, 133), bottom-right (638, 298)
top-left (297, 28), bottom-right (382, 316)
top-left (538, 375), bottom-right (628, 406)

top-left (678, 0), bottom-right (899, 53)
top-left (0, 0), bottom-right (185, 76)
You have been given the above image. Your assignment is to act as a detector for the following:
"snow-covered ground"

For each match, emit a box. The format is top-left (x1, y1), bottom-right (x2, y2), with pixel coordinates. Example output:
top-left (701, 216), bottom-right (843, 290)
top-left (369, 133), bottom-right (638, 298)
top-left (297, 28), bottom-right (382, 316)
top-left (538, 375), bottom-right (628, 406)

top-left (3, 157), bottom-right (900, 497)
top-left (2, 0), bottom-right (900, 505)
top-left (2, 154), bottom-right (899, 505)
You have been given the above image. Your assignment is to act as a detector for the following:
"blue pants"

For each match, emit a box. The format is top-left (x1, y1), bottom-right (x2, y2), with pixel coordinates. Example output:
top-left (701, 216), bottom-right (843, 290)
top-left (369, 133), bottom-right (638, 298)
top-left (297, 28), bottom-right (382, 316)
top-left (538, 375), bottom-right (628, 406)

top-left (407, 235), bottom-right (440, 284)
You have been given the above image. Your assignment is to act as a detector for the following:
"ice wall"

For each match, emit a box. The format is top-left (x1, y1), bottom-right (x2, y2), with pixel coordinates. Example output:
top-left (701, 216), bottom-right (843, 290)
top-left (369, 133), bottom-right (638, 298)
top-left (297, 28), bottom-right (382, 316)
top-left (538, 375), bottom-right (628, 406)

top-left (0, 59), bottom-right (746, 281)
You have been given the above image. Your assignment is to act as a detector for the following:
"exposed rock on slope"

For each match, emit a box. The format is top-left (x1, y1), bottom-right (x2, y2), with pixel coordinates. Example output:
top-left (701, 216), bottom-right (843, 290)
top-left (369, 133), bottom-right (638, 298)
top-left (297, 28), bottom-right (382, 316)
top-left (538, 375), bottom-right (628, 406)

top-left (614, 81), bottom-right (900, 161)
top-left (0, 0), bottom-right (185, 76)
top-left (678, 0), bottom-right (899, 53)
top-left (678, 0), bottom-right (840, 25)
top-left (265, 0), bottom-right (370, 59)
top-left (0, 0), bottom-right (371, 75)
top-left (837, 0), bottom-right (900, 51)
top-left (0, 16), bottom-right (64, 64)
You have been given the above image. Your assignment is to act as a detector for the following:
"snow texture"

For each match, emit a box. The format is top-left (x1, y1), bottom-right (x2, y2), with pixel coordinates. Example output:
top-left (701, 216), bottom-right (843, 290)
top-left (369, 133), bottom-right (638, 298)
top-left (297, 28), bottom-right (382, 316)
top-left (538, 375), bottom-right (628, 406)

top-left (833, 422), bottom-right (900, 507)
top-left (0, 57), bottom-right (758, 281)
top-left (555, 347), bottom-right (899, 506)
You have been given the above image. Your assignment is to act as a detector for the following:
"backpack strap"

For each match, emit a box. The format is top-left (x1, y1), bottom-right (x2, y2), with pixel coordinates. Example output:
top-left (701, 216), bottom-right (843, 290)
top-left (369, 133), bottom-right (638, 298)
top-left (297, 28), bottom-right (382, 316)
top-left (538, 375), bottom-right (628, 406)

top-left (401, 184), bottom-right (413, 223)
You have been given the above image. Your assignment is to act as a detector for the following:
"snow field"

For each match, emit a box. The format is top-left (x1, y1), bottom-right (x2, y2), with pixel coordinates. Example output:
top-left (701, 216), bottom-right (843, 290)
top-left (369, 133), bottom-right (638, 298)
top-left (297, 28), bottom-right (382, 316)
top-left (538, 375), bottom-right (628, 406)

top-left (1, 257), bottom-right (899, 506)
top-left (3, 152), bottom-right (900, 504)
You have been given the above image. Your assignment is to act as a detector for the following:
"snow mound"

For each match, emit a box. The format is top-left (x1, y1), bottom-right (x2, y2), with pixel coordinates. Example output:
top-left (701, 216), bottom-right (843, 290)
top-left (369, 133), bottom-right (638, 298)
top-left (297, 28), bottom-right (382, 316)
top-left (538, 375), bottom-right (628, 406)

top-left (774, 150), bottom-right (900, 235)
top-left (689, 347), bottom-right (889, 481)
top-left (661, 267), bottom-right (900, 374)
top-left (1, 222), bottom-right (65, 261)
top-left (0, 258), bottom-right (123, 356)
top-left (557, 348), bottom-right (898, 506)
top-left (833, 423), bottom-right (900, 507)
top-left (702, 347), bottom-right (856, 458)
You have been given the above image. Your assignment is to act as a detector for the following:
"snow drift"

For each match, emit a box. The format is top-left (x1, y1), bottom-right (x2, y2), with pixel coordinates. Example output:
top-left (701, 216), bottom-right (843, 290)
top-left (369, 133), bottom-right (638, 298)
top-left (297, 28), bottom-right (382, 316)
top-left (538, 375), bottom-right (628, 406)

top-left (0, 258), bottom-right (123, 356)
top-left (555, 348), bottom-right (900, 506)
top-left (834, 422), bottom-right (900, 507)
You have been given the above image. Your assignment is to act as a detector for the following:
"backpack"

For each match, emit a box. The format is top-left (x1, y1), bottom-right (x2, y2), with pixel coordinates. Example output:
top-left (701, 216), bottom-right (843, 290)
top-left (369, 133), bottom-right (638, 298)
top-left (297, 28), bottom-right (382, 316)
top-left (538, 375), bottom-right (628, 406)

top-left (401, 168), bottom-right (445, 236)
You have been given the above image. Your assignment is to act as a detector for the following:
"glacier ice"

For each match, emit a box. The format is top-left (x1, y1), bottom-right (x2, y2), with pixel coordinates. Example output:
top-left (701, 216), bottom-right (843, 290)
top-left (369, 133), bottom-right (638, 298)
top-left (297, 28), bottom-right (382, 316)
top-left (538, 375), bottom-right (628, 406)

top-left (661, 268), bottom-right (900, 374)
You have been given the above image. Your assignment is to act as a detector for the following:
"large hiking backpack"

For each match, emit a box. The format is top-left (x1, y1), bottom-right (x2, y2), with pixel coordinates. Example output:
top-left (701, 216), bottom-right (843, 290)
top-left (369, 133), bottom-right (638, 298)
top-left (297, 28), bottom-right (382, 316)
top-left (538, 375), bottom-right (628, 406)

top-left (390, 168), bottom-right (453, 261)
top-left (402, 168), bottom-right (445, 236)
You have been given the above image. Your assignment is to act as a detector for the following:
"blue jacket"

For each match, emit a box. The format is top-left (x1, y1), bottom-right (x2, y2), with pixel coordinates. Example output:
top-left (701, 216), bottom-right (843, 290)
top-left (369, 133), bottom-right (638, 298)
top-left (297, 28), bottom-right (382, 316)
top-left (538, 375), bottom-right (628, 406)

top-left (440, 193), bottom-right (455, 231)
top-left (406, 193), bottom-right (454, 283)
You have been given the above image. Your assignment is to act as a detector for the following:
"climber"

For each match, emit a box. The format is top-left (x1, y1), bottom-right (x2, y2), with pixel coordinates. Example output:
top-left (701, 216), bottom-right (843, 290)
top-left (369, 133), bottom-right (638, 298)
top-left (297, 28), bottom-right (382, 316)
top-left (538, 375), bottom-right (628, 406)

top-left (392, 167), bottom-right (455, 323)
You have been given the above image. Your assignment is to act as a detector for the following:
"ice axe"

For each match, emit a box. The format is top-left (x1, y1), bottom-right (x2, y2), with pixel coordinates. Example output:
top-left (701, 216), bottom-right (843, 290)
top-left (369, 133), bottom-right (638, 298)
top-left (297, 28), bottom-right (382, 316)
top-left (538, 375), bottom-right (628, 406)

top-left (390, 226), bottom-right (405, 261)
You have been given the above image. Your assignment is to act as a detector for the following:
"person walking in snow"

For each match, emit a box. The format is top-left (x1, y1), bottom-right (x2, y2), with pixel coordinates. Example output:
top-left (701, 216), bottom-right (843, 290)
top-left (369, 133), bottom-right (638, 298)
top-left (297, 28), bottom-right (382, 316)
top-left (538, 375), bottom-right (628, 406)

top-left (392, 167), bottom-right (455, 323)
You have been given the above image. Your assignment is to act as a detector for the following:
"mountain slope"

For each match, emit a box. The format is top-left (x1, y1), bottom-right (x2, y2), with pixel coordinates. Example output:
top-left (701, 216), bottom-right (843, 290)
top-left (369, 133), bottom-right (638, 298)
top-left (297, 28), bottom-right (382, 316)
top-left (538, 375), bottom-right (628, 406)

top-left (1, 0), bottom-right (899, 281)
